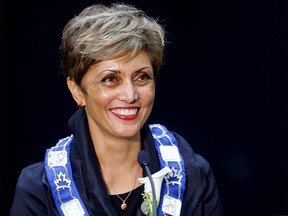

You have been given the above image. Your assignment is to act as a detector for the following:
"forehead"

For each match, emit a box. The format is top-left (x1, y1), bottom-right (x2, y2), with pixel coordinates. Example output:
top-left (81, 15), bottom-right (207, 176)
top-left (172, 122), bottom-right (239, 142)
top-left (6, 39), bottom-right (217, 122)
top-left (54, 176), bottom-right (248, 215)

top-left (90, 51), bottom-right (152, 73)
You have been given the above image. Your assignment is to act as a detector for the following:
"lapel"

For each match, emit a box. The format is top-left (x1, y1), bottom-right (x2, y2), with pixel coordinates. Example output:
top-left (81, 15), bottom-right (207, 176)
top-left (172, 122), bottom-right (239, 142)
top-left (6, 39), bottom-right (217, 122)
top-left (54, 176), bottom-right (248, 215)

top-left (69, 109), bottom-right (160, 215)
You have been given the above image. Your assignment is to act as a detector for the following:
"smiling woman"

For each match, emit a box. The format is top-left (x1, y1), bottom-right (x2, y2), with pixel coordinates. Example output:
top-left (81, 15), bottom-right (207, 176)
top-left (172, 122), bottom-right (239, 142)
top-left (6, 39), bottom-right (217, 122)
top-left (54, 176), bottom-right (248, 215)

top-left (10, 2), bottom-right (223, 216)
top-left (67, 51), bottom-right (155, 138)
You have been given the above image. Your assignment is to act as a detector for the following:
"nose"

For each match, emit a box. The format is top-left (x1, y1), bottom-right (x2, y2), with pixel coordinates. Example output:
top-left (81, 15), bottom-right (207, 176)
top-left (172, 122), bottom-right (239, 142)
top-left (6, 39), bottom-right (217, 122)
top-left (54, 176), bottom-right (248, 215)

top-left (118, 81), bottom-right (139, 103)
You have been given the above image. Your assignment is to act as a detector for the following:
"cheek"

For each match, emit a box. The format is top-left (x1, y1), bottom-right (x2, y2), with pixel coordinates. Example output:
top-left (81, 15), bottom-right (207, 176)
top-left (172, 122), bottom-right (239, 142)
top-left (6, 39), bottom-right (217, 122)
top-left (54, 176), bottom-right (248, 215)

top-left (85, 87), bottom-right (114, 106)
top-left (141, 87), bottom-right (155, 104)
top-left (97, 93), bottom-right (114, 106)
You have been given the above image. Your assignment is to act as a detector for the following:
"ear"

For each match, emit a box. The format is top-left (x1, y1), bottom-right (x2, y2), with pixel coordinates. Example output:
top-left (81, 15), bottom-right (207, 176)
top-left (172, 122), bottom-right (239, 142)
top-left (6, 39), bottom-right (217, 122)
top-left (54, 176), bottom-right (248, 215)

top-left (67, 77), bottom-right (85, 106)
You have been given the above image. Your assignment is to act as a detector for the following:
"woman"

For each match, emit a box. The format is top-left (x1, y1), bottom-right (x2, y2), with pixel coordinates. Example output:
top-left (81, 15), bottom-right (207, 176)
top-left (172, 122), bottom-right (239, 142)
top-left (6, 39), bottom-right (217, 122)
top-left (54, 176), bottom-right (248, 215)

top-left (10, 3), bottom-right (223, 216)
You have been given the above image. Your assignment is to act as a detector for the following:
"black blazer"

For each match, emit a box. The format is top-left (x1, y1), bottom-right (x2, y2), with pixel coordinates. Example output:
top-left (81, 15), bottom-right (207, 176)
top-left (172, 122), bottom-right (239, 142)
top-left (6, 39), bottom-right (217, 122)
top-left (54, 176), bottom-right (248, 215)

top-left (10, 108), bottom-right (223, 216)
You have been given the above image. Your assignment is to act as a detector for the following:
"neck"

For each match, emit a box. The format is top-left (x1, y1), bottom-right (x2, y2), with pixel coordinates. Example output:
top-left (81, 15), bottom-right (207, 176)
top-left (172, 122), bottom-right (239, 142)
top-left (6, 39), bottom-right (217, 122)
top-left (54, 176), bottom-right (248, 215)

top-left (94, 137), bottom-right (143, 194)
top-left (87, 122), bottom-right (143, 193)
top-left (94, 137), bottom-right (140, 168)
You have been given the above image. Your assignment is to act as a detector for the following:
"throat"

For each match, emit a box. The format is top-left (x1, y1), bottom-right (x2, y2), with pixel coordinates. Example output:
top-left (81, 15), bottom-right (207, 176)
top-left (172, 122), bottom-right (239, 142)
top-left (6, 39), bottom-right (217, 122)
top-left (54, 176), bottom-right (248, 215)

top-left (102, 164), bottom-right (141, 194)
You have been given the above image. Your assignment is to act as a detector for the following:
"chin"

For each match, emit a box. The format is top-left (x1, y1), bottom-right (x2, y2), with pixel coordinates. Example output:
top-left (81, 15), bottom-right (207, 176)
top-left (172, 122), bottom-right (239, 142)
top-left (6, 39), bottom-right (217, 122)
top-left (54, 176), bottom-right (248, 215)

top-left (115, 126), bottom-right (141, 138)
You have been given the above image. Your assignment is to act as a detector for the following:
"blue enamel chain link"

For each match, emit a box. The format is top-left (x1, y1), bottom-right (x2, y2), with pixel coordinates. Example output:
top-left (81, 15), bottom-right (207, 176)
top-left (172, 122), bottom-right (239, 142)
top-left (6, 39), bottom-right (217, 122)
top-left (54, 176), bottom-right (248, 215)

top-left (45, 124), bottom-right (186, 216)
top-left (45, 135), bottom-right (90, 216)
top-left (149, 124), bottom-right (186, 216)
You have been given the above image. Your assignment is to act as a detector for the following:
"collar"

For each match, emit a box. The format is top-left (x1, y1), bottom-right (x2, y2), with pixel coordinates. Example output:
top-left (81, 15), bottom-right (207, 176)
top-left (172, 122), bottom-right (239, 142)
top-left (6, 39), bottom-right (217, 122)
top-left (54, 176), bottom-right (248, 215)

top-left (67, 108), bottom-right (160, 215)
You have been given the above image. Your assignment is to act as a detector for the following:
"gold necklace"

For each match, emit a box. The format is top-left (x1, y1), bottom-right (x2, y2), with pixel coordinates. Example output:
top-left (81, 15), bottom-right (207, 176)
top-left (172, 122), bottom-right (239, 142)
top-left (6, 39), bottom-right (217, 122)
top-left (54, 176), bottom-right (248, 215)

top-left (104, 164), bottom-right (140, 210)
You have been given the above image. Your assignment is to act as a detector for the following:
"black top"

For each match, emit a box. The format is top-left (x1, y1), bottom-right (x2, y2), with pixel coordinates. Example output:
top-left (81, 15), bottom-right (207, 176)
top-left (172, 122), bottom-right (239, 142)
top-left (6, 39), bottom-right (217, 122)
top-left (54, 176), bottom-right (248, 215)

top-left (110, 185), bottom-right (144, 216)
top-left (10, 107), bottom-right (223, 216)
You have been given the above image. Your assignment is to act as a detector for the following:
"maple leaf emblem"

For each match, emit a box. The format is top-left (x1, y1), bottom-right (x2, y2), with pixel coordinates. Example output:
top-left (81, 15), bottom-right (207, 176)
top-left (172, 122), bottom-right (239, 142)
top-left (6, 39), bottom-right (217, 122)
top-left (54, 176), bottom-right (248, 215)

top-left (54, 171), bottom-right (71, 190)
top-left (165, 166), bottom-right (182, 185)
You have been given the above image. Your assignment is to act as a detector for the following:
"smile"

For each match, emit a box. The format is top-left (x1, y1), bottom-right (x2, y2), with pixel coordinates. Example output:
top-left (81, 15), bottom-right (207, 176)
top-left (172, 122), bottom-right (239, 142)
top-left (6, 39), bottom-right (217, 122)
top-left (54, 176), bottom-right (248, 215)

top-left (111, 108), bottom-right (138, 116)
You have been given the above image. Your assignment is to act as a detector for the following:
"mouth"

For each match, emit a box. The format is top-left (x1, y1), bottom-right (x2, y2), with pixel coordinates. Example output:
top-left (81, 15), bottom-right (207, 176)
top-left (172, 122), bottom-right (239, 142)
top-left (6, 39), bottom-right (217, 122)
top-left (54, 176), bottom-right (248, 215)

top-left (110, 108), bottom-right (139, 120)
top-left (111, 108), bottom-right (138, 116)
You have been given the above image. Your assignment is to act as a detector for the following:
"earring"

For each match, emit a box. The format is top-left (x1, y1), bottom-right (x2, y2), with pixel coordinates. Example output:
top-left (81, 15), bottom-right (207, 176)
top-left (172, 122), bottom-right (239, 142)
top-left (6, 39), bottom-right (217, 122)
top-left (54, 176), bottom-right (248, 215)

top-left (77, 101), bottom-right (83, 107)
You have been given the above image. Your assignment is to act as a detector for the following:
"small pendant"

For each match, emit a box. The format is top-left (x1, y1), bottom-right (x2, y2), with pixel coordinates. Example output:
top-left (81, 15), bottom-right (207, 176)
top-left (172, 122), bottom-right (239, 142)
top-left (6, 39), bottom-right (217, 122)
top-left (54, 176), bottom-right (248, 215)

top-left (121, 202), bottom-right (127, 210)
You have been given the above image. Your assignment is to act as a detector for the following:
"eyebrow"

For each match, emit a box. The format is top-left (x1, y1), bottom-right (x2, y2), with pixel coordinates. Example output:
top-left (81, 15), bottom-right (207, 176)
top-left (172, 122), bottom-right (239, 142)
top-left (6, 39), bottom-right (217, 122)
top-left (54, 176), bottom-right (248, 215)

top-left (99, 66), bottom-right (153, 75)
top-left (99, 69), bottom-right (120, 74)
top-left (135, 66), bottom-right (153, 73)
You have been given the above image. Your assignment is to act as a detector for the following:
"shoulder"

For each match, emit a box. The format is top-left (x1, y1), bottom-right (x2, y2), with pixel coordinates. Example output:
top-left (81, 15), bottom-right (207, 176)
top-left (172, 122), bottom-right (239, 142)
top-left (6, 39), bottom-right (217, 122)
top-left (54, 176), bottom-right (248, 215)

top-left (21, 161), bottom-right (45, 173)
top-left (23, 161), bottom-right (44, 170)
top-left (171, 131), bottom-right (212, 175)
top-left (16, 162), bottom-right (47, 188)
top-left (11, 162), bottom-right (56, 215)
top-left (147, 123), bottom-right (212, 175)
top-left (13, 162), bottom-right (47, 202)
top-left (173, 132), bottom-right (224, 215)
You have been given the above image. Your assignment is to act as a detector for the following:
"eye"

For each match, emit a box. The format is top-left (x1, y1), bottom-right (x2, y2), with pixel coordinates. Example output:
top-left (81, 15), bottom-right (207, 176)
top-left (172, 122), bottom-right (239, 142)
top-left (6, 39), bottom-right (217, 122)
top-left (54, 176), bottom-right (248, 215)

top-left (102, 76), bottom-right (115, 82)
top-left (134, 73), bottom-right (153, 85)
top-left (137, 74), bottom-right (151, 81)
top-left (101, 75), bottom-right (119, 86)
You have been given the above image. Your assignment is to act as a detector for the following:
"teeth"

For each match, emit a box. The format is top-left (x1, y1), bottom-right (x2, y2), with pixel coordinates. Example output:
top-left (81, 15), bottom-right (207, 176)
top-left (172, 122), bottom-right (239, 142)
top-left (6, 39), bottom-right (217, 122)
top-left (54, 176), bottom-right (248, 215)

top-left (112, 109), bottom-right (137, 116)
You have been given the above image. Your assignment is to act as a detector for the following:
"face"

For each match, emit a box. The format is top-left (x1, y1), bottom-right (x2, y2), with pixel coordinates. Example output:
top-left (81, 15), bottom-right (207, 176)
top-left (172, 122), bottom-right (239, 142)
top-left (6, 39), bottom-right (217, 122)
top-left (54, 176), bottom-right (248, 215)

top-left (69, 51), bottom-right (155, 139)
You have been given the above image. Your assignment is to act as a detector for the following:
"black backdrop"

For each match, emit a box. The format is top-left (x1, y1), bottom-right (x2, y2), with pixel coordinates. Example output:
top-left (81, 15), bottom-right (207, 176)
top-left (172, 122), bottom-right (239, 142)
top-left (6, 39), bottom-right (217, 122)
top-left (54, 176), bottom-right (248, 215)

top-left (1, 0), bottom-right (287, 215)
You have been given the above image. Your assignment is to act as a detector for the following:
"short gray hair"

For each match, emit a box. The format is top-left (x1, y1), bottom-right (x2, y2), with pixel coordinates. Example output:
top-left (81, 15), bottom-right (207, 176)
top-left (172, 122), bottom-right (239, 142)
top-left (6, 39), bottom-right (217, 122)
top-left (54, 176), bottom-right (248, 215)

top-left (60, 3), bottom-right (166, 85)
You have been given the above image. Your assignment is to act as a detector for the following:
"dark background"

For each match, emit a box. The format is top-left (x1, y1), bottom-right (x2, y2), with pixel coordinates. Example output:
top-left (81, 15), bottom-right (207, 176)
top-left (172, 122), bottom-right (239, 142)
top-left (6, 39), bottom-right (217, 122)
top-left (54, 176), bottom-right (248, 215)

top-left (1, 0), bottom-right (287, 215)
